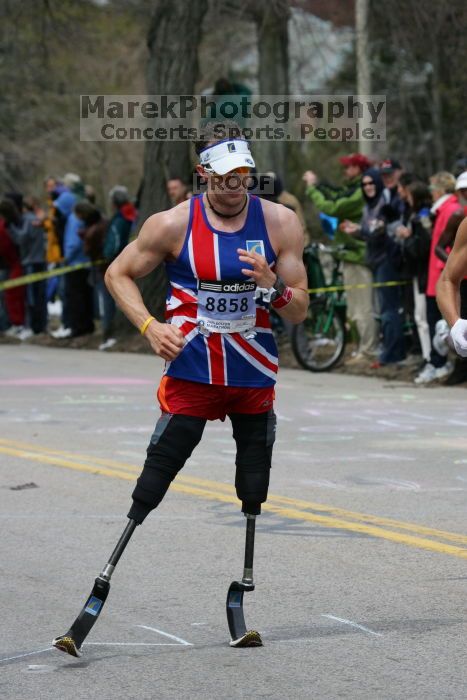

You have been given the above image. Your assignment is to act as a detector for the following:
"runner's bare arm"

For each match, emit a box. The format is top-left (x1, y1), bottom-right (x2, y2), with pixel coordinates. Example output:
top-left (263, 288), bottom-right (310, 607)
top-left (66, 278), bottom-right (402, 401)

top-left (238, 206), bottom-right (309, 323)
top-left (436, 217), bottom-right (467, 326)
top-left (105, 210), bottom-right (185, 361)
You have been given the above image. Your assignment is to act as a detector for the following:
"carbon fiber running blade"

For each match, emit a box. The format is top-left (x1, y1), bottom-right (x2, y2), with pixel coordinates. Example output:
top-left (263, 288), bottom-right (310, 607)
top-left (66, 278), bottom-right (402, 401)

top-left (226, 580), bottom-right (262, 647)
top-left (53, 577), bottom-right (110, 657)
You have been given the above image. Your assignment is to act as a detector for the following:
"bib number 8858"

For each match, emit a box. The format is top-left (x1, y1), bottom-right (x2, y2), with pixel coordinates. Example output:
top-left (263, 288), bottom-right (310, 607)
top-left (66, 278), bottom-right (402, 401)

top-left (205, 297), bottom-right (249, 313)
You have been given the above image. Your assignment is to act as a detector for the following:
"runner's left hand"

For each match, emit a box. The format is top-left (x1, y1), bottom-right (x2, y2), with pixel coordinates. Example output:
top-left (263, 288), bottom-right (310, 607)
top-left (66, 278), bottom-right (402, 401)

top-left (450, 318), bottom-right (467, 357)
top-left (237, 248), bottom-right (276, 289)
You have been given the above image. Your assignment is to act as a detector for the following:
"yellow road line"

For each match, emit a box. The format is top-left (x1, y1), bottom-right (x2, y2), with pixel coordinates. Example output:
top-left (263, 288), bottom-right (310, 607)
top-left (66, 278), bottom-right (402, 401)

top-left (1, 437), bottom-right (467, 547)
top-left (1, 442), bottom-right (467, 560)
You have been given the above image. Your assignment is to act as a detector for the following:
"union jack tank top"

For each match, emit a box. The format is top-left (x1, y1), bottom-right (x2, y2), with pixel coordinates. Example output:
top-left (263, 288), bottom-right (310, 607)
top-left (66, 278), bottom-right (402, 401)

top-left (164, 194), bottom-right (278, 387)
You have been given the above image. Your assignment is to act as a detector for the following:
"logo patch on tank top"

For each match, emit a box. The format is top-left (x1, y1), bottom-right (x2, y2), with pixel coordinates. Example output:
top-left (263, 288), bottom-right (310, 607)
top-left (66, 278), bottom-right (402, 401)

top-left (246, 240), bottom-right (265, 256)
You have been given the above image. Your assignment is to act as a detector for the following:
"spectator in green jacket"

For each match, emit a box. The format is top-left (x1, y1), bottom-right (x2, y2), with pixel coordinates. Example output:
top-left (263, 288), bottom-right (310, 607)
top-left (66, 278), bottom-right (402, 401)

top-left (303, 154), bottom-right (378, 363)
top-left (303, 153), bottom-right (371, 261)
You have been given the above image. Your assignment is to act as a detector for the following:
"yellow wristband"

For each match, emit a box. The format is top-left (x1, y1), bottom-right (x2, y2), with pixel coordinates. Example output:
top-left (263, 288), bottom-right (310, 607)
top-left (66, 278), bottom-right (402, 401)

top-left (140, 315), bottom-right (155, 335)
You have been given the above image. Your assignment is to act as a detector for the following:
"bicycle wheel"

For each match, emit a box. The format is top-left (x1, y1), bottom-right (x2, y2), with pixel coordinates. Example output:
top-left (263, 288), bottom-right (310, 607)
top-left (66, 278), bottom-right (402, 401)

top-left (291, 298), bottom-right (346, 372)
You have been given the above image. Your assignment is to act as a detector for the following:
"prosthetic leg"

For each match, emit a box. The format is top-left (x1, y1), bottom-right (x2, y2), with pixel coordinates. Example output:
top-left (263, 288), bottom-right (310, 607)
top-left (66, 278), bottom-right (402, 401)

top-left (53, 519), bottom-right (138, 657)
top-left (226, 512), bottom-right (262, 647)
top-left (226, 410), bottom-right (276, 648)
top-left (53, 414), bottom-right (206, 658)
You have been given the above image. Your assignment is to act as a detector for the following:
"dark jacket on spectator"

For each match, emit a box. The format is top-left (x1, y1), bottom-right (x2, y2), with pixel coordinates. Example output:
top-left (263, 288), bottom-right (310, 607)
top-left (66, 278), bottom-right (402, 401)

top-left (401, 207), bottom-right (432, 293)
top-left (82, 218), bottom-right (108, 261)
top-left (103, 203), bottom-right (137, 261)
top-left (9, 212), bottom-right (46, 265)
top-left (359, 169), bottom-right (398, 270)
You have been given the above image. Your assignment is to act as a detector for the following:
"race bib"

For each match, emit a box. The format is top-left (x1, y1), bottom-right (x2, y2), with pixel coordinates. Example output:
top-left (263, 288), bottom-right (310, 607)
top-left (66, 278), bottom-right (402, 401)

top-left (197, 279), bottom-right (257, 333)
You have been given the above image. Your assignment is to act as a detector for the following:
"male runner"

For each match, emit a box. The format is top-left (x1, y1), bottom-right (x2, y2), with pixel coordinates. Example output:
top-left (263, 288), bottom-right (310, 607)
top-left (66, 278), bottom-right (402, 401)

top-left (436, 216), bottom-right (467, 356)
top-left (107, 125), bottom-right (308, 523)
top-left (53, 122), bottom-right (308, 655)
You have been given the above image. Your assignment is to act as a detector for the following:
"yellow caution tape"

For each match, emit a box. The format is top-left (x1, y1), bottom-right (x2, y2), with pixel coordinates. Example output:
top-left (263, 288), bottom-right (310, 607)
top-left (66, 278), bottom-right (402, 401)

top-left (0, 260), bottom-right (408, 296)
top-left (0, 260), bottom-right (105, 291)
top-left (307, 279), bottom-right (410, 294)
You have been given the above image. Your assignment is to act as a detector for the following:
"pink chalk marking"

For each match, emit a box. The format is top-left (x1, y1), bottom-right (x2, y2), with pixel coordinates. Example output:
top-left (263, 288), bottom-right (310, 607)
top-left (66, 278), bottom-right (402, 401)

top-left (0, 376), bottom-right (154, 386)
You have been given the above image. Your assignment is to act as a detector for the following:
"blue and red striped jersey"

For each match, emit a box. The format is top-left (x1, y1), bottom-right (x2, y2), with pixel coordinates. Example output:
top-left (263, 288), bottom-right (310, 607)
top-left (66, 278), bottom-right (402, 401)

top-left (164, 194), bottom-right (278, 387)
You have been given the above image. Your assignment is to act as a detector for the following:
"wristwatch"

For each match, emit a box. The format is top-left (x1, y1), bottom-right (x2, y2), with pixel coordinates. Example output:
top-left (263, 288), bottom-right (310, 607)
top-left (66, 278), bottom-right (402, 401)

top-left (270, 274), bottom-right (287, 302)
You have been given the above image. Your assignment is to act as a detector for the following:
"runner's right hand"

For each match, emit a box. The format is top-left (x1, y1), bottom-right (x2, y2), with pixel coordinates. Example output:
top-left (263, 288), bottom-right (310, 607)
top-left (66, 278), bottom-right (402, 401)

top-left (450, 318), bottom-right (467, 357)
top-left (145, 321), bottom-right (186, 361)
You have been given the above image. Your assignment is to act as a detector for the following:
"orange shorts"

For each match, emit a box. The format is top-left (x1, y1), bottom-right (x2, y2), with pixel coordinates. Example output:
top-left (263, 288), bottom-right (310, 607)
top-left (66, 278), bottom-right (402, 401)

top-left (157, 376), bottom-right (275, 421)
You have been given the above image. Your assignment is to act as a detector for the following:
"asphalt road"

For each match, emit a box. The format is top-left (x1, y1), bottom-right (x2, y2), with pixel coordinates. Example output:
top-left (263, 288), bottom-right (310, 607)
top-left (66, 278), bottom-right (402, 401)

top-left (0, 345), bottom-right (466, 700)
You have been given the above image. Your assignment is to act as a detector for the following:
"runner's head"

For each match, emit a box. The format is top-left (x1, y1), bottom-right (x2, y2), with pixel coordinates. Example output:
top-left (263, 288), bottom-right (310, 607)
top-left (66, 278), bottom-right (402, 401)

top-left (195, 121), bottom-right (254, 202)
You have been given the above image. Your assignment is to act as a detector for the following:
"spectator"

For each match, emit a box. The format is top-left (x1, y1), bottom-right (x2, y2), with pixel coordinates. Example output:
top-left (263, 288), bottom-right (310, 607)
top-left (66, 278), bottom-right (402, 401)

top-left (397, 172), bottom-right (419, 225)
top-left (344, 168), bottom-right (406, 366)
top-left (84, 184), bottom-right (97, 205)
top-left (0, 196), bottom-right (47, 339)
top-left (396, 172), bottom-right (424, 350)
top-left (75, 202), bottom-right (107, 261)
top-left (414, 171), bottom-right (459, 383)
top-left (303, 153), bottom-right (371, 217)
top-left (104, 186), bottom-right (136, 260)
top-left (167, 178), bottom-right (188, 207)
top-left (98, 186), bottom-right (137, 349)
top-left (45, 176), bottom-right (66, 199)
top-left (74, 201), bottom-right (111, 345)
top-left (395, 182), bottom-right (433, 366)
top-left (380, 158), bottom-right (404, 215)
top-left (0, 209), bottom-right (25, 335)
top-left (304, 154), bottom-right (378, 362)
top-left (54, 173), bottom-right (83, 250)
top-left (264, 172), bottom-right (308, 243)
top-left (51, 172), bottom-right (83, 337)
top-left (310, 153), bottom-right (372, 202)
top-left (41, 181), bottom-right (63, 267)
top-left (452, 156), bottom-right (467, 178)
top-left (62, 203), bottom-right (94, 339)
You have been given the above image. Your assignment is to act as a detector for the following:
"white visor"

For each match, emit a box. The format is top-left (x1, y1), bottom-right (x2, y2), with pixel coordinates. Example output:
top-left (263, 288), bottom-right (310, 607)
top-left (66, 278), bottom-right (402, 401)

top-left (199, 139), bottom-right (255, 175)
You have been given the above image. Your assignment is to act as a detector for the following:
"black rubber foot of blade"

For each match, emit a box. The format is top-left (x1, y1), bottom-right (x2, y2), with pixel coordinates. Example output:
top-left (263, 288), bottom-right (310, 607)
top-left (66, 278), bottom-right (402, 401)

top-left (52, 635), bottom-right (82, 658)
top-left (229, 630), bottom-right (263, 648)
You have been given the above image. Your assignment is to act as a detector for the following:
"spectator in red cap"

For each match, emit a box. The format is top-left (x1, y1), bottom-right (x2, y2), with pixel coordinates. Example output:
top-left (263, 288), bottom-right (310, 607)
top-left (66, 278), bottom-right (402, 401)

top-left (303, 153), bottom-right (378, 362)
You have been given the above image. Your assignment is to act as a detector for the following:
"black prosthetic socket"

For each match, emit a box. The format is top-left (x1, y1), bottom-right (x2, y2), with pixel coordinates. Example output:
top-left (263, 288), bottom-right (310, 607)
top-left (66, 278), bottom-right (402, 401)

top-left (128, 413), bottom-right (206, 523)
top-left (230, 410), bottom-right (276, 515)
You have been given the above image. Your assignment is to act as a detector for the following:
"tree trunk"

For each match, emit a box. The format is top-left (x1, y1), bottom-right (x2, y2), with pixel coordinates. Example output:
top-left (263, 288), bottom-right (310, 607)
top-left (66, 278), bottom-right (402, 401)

top-left (355, 0), bottom-right (372, 157)
top-left (252, 1), bottom-right (290, 177)
top-left (134, 0), bottom-right (208, 323)
top-left (429, 42), bottom-right (445, 170)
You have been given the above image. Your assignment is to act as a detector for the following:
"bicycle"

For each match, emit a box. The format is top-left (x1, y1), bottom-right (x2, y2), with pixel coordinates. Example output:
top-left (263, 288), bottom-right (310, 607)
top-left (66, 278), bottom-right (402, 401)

top-left (291, 243), bottom-right (347, 372)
